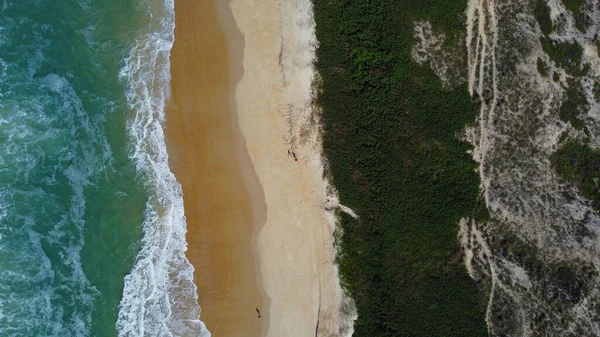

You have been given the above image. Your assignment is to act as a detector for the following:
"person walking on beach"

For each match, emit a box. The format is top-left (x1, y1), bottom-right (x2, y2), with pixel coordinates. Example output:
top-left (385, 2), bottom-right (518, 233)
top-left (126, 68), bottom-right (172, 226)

top-left (256, 307), bottom-right (261, 318)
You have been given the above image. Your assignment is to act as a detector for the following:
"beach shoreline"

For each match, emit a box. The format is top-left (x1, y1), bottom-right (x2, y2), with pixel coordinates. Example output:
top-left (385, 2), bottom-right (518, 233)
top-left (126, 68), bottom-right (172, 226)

top-left (214, 0), bottom-right (272, 334)
top-left (227, 0), bottom-right (355, 336)
top-left (165, 0), bottom-right (265, 335)
top-left (166, 0), bottom-right (354, 335)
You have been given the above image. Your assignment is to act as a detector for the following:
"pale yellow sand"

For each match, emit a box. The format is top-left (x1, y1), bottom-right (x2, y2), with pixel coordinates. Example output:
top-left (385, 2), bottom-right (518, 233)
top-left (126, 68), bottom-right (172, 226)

top-left (168, 0), bottom-right (353, 335)
top-left (224, 0), bottom-right (354, 336)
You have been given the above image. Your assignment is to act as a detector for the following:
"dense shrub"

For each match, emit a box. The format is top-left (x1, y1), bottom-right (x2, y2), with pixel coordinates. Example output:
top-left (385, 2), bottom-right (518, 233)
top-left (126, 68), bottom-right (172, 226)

top-left (314, 0), bottom-right (488, 336)
top-left (552, 141), bottom-right (600, 211)
top-left (541, 37), bottom-right (583, 75)
top-left (559, 81), bottom-right (587, 130)
top-left (562, 0), bottom-right (586, 32)
top-left (535, 0), bottom-right (553, 35)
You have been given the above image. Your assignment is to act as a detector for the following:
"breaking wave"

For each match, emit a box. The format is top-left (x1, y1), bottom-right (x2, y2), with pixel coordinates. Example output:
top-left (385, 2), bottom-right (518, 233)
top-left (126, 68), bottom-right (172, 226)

top-left (116, 0), bottom-right (210, 336)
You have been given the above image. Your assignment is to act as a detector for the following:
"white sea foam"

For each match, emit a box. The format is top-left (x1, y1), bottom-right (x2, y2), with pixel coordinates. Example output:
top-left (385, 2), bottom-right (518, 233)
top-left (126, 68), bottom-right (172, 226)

top-left (0, 71), bottom-right (105, 335)
top-left (116, 0), bottom-right (209, 336)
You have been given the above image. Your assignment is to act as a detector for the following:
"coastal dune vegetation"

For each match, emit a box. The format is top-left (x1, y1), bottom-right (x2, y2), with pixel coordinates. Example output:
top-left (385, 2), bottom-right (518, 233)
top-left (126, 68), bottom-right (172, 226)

top-left (314, 0), bottom-right (488, 336)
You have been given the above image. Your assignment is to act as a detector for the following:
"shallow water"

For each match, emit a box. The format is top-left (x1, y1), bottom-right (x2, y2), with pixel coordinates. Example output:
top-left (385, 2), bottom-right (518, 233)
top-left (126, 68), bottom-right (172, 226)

top-left (0, 0), bottom-right (207, 336)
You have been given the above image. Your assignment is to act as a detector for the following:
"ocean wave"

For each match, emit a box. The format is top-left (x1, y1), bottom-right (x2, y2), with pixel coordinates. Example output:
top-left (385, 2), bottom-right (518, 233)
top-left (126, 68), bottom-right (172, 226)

top-left (0, 71), bottom-right (106, 336)
top-left (116, 0), bottom-right (210, 336)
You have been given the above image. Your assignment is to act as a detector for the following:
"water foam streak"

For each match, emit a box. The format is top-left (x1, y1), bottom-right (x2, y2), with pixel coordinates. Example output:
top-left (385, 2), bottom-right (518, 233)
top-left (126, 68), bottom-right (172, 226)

top-left (116, 0), bottom-right (209, 336)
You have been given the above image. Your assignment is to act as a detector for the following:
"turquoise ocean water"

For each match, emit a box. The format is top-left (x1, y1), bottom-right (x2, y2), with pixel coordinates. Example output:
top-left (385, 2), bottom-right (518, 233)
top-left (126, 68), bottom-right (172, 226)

top-left (0, 0), bottom-right (209, 336)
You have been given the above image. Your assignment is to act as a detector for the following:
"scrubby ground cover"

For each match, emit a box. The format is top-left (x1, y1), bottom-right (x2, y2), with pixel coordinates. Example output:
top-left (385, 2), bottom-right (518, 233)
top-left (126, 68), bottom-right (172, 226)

top-left (314, 0), bottom-right (487, 336)
top-left (453, 0), bottom-right (600, 335)
top-left (552, 140), bottom-right (600, 211)
top-left (562, 0), bottom-right (586, 31)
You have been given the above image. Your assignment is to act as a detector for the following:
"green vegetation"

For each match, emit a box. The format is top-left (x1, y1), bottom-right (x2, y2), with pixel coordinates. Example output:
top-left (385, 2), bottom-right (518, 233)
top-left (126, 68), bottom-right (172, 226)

top-left (553, 71), bottom-right (561, 82)
top-left (593, 82), bottom-right (600, 103)
top-left (534, 0), bottom-right (554, 35)
top-left (314, 0), bottom-right (487, 336)
top-left (473, 195), bottom-right (491, 223)
top-left (559, 80), bottom-right (586, 130)
top-left (551, 141), bottom-right (600, 211)
top-left (492, 227), bottom-right (595, 307)
top-left (562, 0), bottom-right (586, 32)
top-left (536, 0), bottom-right (587, 78)
top-left (537, 58), bottom-right (548, 77)
top-left (541, 37), bottom-right (583, 75)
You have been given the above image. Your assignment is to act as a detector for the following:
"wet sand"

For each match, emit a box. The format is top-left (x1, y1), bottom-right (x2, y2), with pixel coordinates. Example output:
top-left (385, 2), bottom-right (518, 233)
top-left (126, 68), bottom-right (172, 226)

top-left (165, 0), bottom-right (265, 336)
top-left (167, 0), bottom-right (353, 335)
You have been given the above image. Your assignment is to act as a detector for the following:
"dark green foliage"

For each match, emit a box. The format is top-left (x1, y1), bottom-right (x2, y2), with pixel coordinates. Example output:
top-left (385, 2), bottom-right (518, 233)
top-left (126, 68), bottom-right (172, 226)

top-left (562, 0), bottom-right (586, 32)
top-left (473, 196), bottom-right (491, 223)
top-left (558, 132), bottom-right (570, 145)
top-left (593, 82), bottom-right (600, 103)
top-left (534, 0), bottom-right (553, 35)
top-left (551, 141), bottom-right (600, 210)
top-left (553, 71), bottom-right (561, 82)
top-left (537, 58), bottom-right (548, 77)
top-left (559, 80), bottom-right (586, 130)
top-left (541, 37), bottom-right (583, 75)
top-left (491, 228), bottom-right (596, 308)
top-left (314, 0), bottom-right (488, 336)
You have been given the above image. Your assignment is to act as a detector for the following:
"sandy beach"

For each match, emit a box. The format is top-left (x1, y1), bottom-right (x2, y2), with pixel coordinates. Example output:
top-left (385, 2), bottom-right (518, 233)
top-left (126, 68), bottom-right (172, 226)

top-left (165, 0), bottom-right (264, 336)
top-left (226, 0), bottom-right (355, 335)
top-left (167, 0), bottom-right (354, 336)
